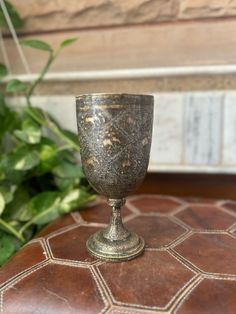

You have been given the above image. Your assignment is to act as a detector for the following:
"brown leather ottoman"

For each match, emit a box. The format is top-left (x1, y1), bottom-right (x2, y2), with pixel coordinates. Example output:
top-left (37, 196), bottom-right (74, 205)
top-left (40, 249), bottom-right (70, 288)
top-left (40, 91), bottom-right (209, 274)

top-left (0, 195), bottom-right (236, 314)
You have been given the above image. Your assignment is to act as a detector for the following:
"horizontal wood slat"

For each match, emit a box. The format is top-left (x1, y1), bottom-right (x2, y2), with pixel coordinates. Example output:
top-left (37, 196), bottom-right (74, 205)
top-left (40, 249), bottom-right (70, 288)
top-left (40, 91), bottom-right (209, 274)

top-left (7, 0), bottom-right (236, 35)
top-left (2, 20), bottom-right (236, 74)
top-left (8, 0), bottom-right (178, 34)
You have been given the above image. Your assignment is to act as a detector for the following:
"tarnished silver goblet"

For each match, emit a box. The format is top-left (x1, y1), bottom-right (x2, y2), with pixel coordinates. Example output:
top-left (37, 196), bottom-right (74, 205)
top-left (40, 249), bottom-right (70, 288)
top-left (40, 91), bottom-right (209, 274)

top-left (76, 93), bottom-right (154, 262)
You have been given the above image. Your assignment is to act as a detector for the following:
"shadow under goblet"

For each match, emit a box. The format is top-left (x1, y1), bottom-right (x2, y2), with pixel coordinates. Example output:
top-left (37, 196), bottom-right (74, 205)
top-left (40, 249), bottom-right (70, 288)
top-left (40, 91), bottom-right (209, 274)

top-left (76, 93), bottom-right (154, 262)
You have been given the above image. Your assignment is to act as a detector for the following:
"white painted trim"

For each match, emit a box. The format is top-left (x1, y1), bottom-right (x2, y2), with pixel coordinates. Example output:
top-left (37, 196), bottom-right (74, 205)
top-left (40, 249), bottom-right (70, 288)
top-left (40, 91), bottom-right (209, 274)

top-left (148, 164), bottom-right (236, 174)
top-left (3, 65), bottom-right (236, 82)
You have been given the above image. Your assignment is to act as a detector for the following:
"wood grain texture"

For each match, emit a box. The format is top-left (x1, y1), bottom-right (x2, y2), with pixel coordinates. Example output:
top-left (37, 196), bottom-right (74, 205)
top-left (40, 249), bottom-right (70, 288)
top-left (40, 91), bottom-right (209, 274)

top-left (179, 0), bottom-right (236, 19)
top-left (6, 0), bottom-right (236, 35)
top-left (2, 20), bottom-right (236, 74)
top-left (11, 75), bottom-right (236, 96)
top-left (8, 0), bottom-right (178, 34)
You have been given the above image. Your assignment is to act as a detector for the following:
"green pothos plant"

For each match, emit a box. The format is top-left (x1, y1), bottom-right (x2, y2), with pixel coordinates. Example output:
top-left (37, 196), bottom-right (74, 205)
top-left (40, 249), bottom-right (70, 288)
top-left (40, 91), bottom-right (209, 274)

top-left (0, 1), bottom-right (95, 265)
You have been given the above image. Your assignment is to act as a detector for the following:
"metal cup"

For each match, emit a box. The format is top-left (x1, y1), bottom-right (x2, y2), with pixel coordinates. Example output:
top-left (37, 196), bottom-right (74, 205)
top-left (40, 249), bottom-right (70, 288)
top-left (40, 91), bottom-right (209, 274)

top-left (76, 93), bottom-right (154, 262)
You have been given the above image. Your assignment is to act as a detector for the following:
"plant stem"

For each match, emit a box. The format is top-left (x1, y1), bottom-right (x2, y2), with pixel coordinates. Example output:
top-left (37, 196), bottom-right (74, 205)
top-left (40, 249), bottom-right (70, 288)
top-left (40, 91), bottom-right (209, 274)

top-left (26, 51), bottom-right (54, 107)
top-left (24, 47), bottom-right (80, 152)
top-left (47, 120), bottom-right (80, 152)
top-left (19, 202), bottom-right (58, 235)
top-left (0, 218), bottom-right (25, 242)
top-left (26, 46), bottom-right (63, 107)
top-left (25, 107), bottom-right (46, 126)
top-left (26, 108), bottom-right (80, 152)
top-left (56, 145), bottom-right (71, 152)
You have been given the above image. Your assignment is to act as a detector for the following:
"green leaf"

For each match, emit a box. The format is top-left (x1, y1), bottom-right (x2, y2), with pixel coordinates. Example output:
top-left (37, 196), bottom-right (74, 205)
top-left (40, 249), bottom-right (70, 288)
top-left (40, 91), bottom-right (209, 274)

top-left (53, 160), bottom-right (84, 179)
top-left (4, 187), bottom-right (30, 221)
top-left (0, 156), bottom-right (26, 184)
top-left (60, 150), bottom-right (77, 164)
top-left (4, 146), bottom-right (40, 171)
top-left (0, 1), bottom-right (23, 29)
top-left (60, 38), bottom-right (77, 49)
top-left (60, 189), bottom-right (95, 213)
top-left (77, 192), bottom-right (96, 208)
top-left (61, 129), bottom-right (80, 148)
top-left (24, 106), bottom-right (47, 125)
top-left (21, 40), bottom-right (52, 52)
top-left (0, 92), bottom-right (6, 115)
top-left (0, 63), bottom-right (8, 78)
top-left (0, 170), bottom-right (5, 181)
top-left (0, 183), bottom-right (16, 205)
top-left (38, 144), bottom-right (58, 173)
top-left (3, 170), bottom-right (25, 185)
top-left (0, 218), bottom-right (25, 242)
top-left (0, 109), bottom-right (20, 139)
top-left (60, 189), bottom-right (80, 213)
top-left (14, 118), bottom-right (42, 144)
top-left (30, 192), bottom-right (60, 214)
top-left (0, 92), bottom-right (5, 104)
top-left (13, 152), bottom-right (39, 171)
top-left (6, 79), bottom-right (28, 93)
top-left (14, 130), bottom-right (39, 144)
top-left (0, 193), bottom-right (5, 215)
top-left (0, 233), bottom-right (16, 266)
top-left (25, 192), bottom-right (61, 226)
top-left (54, 177), bottom-right (80, 191)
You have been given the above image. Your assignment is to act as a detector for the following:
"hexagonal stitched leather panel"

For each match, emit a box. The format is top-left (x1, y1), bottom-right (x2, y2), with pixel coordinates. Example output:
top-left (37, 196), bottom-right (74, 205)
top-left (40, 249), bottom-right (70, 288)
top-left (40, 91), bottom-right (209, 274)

top-left (0, 195), bottom-right (236, 314)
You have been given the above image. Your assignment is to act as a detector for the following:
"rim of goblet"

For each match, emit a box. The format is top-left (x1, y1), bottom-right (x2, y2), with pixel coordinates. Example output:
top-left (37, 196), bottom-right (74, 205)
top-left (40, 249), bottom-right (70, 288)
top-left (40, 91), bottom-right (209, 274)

top-left (76, 93), bottom-right (154, 100)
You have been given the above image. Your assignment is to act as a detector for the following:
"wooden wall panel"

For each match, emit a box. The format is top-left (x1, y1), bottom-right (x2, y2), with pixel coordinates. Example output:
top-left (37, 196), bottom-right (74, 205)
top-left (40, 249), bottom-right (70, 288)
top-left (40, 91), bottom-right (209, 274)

top-left (8, 0), bottom-right (178, 34)
top-left (2, 20), bottom-right (236, 74)
top-left (8, 0), bottom-right (236, 35)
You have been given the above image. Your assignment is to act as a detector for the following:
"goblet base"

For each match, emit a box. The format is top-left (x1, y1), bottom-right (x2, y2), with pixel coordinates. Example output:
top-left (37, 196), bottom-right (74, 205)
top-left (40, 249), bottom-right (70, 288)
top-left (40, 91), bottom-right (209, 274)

top-left (86, 229), bottom-right (145, 262)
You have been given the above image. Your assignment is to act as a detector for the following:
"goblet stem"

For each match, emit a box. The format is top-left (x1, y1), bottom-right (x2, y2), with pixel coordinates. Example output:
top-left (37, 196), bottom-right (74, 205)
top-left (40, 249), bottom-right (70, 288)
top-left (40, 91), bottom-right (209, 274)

top-left (86, 197), bottom-right (145, 261)
top-left (103, 199), bottom-right (129, 241)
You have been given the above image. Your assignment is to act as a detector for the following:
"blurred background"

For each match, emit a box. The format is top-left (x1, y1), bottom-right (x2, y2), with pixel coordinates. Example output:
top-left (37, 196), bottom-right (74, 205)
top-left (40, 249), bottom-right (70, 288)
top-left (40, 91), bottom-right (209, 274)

top-left (2, 0), bottom-right (236, 199)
